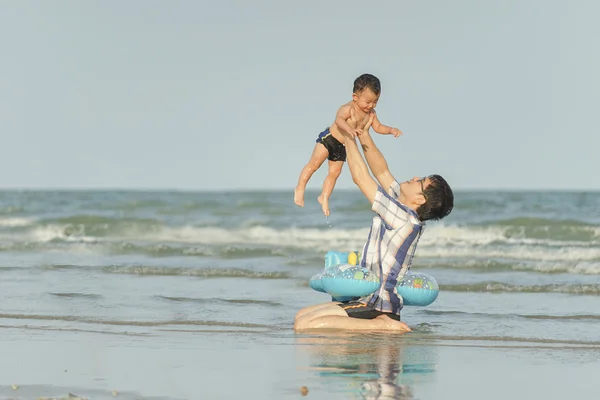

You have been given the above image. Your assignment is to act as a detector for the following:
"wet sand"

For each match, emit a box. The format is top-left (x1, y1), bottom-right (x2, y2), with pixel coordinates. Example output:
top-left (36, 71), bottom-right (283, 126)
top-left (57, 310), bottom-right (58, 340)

top-left (1, 326), bottom-right (599, 399)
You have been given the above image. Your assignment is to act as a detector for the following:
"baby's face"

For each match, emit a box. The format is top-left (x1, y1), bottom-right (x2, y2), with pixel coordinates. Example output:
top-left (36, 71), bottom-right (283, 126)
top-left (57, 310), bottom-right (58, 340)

top-left (353, 89), bottom-right (380, 113)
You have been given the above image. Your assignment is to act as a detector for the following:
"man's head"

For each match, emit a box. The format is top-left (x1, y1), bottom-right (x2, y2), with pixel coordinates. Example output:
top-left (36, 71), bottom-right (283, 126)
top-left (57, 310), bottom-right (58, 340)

top-left (352, 74), bottom-right (381, 113)
top-left (400, 175), bottom-right (454, 221)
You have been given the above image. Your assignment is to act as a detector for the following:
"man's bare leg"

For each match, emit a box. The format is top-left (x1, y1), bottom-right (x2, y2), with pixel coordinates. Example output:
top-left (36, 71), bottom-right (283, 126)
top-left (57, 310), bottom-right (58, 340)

top-left (294, 303), bottom-right (349, 331)
top-left (295, 144), bottom-right (329, 207)
top-left (296, 314), bottom-right (411, 332)
top-left (317, 160), bottom-right (343, 216)
top-left (294, 303), bottom-right (411, 333)
top-left (294, 301), bottom-right (340, 322)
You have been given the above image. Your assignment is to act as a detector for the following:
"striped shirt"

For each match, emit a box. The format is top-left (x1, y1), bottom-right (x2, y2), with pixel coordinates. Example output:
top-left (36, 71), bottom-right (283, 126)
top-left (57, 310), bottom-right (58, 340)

top-left (358, 180), bottom-right (424, 316)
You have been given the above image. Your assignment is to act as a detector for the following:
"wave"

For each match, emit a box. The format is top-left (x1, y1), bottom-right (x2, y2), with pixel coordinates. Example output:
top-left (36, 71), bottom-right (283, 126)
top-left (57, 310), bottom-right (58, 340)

top-left (156, 296), bottom-right (282, 306)
top-left (0, 217), bottom-right (35, 227)
top-left (2, 214), bottom-right (600, 245)
top-left (0, 206), bottom-right (24, 215)
top-left (2, 219), bottom-right (600, 274)
top-left (100, 265), bottom-right (291, 279)
top-left (422, 310), bottom-right (600, 321)
top-left (420, 222), bottom-right (600, 247)
top-left (39, 263), bottom-right (293, 279)
top-left (415, 333), bottom-right (600, 347)
top-left (0, 312), bottom-right (272, 328)
top-left (49, 292), bottom-right (103, 299)
top-left (492, 217), bottom-right (593, 227)
top-left (418, 259), bottom-right (600, 275)
top-left (440, 282), bottom-right (600, 295)
top-left (0, 223), bottom-right (370, 253)
top-left (0, 324), bottom-right (149, 338)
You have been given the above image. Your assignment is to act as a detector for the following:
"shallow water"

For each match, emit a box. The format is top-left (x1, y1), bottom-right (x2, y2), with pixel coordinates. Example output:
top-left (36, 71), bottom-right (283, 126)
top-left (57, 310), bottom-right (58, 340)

top-left (1, 328), bottom-right (599, 399)
top-left (0, 189), bottom-right (599, 398)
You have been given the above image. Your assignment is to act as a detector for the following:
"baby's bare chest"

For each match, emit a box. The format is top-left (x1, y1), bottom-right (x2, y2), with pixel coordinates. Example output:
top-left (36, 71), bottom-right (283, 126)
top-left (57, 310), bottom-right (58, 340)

top-left (350, 109), bottom-right (372, 129)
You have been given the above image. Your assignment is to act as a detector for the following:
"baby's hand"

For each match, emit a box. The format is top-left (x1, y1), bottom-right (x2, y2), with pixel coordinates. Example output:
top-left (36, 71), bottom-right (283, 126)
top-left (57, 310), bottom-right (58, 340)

top-left (390, 128), bottom-right (403, 138)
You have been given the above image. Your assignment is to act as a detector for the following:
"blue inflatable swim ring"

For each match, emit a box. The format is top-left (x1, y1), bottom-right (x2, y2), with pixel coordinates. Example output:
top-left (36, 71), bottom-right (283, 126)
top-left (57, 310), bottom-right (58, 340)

top-left (308, 251), bottom-right (375, 302)
top-left (309, 250), bottom-right (440, 307)
top-left (396, 272), bottom-right (439, 306)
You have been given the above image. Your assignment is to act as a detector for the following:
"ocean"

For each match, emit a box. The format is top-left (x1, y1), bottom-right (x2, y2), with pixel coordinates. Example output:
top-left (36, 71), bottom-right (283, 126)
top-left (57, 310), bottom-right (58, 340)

top-left (0, 189), bottom-right (599, 399)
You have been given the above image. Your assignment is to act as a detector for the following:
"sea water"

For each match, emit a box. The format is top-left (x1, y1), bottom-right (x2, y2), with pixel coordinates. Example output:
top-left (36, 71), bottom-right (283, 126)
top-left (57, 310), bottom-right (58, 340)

top-left (0, 189), bottom-right (599, 399)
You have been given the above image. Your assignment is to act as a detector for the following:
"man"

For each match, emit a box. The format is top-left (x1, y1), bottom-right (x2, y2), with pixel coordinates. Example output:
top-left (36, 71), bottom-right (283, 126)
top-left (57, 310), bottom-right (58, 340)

top-left (293, 109), bottom-right (454, 332)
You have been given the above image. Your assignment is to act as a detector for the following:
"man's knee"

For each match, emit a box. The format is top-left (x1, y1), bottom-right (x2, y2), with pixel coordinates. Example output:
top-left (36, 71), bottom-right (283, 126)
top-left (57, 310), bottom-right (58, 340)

top-left (293, 308), bottom-right (313, 331)
top-left (293, 316), bottom-right (308, 331)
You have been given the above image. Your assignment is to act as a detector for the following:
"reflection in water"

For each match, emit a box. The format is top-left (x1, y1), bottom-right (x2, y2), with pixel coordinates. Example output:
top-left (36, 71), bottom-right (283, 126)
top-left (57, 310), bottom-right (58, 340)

top-left (295, 333), bottom-right (438, 399)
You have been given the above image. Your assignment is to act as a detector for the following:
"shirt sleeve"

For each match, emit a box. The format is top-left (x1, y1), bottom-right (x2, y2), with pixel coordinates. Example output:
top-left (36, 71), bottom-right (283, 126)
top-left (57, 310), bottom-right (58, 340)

top-left (371, 181), bottom-right (415, 229)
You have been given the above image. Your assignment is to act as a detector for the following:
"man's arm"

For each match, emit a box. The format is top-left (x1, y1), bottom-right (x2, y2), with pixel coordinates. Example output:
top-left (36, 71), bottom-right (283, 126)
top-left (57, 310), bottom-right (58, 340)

top-left (341, 115), bottom-right (379, 204)
top-left (348, 109), bottom-right (396, 190)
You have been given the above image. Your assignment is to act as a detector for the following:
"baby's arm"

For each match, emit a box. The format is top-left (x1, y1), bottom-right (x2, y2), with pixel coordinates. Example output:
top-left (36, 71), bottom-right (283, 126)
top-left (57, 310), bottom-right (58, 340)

top-left (334, 105), bottom-right (363, 137)
top-left (371, 111), bottom-right (402, 138)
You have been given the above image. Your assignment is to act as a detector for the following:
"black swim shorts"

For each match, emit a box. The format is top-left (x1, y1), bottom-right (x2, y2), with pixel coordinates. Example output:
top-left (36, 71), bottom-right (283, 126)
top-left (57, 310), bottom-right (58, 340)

top-left (338, 301), bottom-right (400, 321)
top-left (316, 127), bottom-right (346, 162)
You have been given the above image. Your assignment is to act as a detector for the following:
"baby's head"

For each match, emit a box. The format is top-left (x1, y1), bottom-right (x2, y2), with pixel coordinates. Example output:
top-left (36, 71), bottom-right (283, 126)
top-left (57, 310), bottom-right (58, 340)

top-left (352, 74), bottom-right (381, 113)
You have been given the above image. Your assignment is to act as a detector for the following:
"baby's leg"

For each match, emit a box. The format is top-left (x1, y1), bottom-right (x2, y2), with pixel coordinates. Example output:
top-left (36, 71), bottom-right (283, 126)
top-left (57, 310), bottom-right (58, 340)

top-left (295, 144), bottom-right (329, 207)
top-left (317, 160), bottom-right (343, 216)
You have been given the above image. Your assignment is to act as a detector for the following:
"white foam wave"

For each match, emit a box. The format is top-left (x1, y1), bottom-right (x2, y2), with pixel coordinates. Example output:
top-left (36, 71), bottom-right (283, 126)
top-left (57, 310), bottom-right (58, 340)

top-left (146, 225), bottom-right (369, 252)
top-left (0, 225), bottom-right (98, 244)
top-left (130, 225), bottom-right (600, 264)
top-left (419, 258), bottom-right (600, 275)
top-left (417, 243), bottom-right (600, 262)
top-left (420, 224), bottom-right (506, 246)
top-left (519, 261), bottom-right (600, 275)
top-left (0, 217), bottom-right (35, 227)
top-left (420, 224), bottom-right (600, 247)
top-left (134, 224), bottom-right (597, 249)
top-left (1, 223), bottom-right (598, 265)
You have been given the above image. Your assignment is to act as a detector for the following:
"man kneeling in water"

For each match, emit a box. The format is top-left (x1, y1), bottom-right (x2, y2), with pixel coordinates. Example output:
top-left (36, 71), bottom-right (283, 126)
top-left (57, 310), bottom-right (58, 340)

top-left (293, 109), bottom-right (454, 332)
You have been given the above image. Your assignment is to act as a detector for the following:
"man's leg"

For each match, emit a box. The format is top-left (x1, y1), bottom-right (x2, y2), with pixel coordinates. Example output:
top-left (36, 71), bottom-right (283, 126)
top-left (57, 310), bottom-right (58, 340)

top-left (297, 314), bottom-right (411, 332)
top-left (294, 301), bottom-right (340, 322)
top-left (293, 303), bottom-right (411, 333)
top-left (294, 303), bottom-right (349, 331)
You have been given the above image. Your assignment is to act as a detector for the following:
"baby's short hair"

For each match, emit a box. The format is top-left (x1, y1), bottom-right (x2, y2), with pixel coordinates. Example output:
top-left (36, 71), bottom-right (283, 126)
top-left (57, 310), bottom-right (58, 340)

top-left (353, 74), bottom-right (381, 95)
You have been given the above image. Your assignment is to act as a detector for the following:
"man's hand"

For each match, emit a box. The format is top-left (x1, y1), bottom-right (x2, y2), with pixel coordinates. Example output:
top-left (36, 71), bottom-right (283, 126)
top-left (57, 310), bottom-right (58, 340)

top-left (347, 106), bottom-right (396, 191)
top-left (348, 108), bottom-right (374, 136)
top-left (341, 105), bottom-right (379, 205)
top-left (350, 127), bottom-right (363, 138)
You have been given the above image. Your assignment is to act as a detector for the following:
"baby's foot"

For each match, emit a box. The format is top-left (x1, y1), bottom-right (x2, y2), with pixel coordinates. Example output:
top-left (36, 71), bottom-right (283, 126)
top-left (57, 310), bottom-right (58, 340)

top-left (294, 187), bottom-right (305, 207)
top-left (317, 195), bottom-right (330, 217)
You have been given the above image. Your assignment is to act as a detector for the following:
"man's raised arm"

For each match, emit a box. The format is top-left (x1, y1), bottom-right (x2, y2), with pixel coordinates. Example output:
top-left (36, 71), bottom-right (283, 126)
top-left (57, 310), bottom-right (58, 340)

top-left (353, 109), bottom-right (396, 191)
top-left (341, 113), bottom-right (379, 204)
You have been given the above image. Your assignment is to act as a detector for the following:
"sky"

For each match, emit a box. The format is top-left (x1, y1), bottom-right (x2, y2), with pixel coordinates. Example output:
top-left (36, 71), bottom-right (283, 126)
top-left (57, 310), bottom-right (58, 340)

top-left (1, 1), bottom-right (598, 191)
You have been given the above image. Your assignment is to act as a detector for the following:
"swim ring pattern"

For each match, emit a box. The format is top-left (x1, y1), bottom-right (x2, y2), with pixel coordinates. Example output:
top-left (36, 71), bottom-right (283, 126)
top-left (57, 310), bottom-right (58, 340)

top-left (308, 251), bottom-right (440, 306)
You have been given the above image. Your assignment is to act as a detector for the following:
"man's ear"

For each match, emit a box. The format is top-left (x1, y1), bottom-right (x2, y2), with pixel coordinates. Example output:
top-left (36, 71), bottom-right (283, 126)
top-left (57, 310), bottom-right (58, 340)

top-left (415, 194), bottom-right (427, 206)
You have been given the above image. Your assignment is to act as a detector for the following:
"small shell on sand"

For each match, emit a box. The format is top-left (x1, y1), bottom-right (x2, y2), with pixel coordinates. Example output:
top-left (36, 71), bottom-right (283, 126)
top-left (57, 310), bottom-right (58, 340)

top-left (11, 384), bottom-right (19, 390)
top-left (300, 386), bottom-right (309, 396)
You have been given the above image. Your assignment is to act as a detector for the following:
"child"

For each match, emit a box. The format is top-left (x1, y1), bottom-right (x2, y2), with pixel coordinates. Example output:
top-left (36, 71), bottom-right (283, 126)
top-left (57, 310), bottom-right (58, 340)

top-left (294, 73), bottom-right (402, 216)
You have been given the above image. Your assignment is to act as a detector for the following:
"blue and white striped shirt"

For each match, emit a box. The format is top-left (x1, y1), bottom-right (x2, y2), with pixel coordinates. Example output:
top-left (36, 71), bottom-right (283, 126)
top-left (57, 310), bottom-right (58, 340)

top-left (358, 180), bottom-right (424, 316)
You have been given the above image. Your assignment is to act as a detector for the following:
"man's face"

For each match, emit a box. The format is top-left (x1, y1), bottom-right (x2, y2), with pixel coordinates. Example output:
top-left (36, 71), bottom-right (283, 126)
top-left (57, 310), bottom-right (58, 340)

top-left (401, 176), bottom-right (430, 204)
